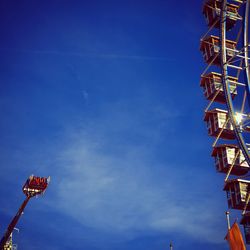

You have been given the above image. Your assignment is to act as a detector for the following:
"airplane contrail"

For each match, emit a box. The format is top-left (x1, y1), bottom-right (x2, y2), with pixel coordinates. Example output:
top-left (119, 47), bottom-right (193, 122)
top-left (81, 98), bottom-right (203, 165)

top-left (0, 47), bottom-right (175, 61)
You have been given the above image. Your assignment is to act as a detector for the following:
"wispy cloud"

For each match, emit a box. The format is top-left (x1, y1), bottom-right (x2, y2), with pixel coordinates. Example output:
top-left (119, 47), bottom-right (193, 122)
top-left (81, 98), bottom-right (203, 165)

top-left (42, 95), bottom-right (225, 245)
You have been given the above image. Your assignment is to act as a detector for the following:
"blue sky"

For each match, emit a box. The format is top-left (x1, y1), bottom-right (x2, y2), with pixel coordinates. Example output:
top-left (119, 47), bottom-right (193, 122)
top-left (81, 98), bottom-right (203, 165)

top-left (0, 0), bottom-right (239, 249)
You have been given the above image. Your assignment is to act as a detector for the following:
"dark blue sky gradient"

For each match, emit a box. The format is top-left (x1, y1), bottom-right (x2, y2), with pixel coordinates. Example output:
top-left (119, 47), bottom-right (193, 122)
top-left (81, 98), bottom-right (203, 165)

top-left (0, 1), bottom-right (237, 249)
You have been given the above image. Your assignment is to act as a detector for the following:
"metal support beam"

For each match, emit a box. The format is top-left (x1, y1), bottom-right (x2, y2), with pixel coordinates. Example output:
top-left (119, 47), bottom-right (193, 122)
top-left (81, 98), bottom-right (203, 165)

top-left (0, 197), bottom-right (30, 249)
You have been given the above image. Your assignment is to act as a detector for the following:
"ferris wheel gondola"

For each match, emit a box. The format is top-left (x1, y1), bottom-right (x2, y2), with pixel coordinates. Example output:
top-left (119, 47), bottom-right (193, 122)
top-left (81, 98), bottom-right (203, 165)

top-left (200, 0), bottom-right (250, 243)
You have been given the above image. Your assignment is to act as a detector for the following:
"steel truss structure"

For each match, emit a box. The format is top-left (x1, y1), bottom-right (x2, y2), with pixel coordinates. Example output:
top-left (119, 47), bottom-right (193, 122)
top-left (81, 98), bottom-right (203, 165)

top-left (200, 0), bottom-right (250, 244)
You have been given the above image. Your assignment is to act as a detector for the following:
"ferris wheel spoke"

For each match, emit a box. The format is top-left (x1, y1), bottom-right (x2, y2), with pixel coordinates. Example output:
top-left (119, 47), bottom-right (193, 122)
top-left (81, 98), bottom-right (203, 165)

top-left (227, 64), bottom-right (243, 70)
top-left (232, 0), bottom-right (244, 4)
top-left (241, 90), bottom-right (247, 113)
top-left (225, 150), bottom-right (241, 182)
top-left (236, 58), bottom-right (244, 79)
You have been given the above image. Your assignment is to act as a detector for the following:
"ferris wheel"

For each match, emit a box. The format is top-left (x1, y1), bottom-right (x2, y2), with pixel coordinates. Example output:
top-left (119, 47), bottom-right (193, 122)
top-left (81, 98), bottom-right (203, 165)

top-left (200, 0), bottom-right (250, 243)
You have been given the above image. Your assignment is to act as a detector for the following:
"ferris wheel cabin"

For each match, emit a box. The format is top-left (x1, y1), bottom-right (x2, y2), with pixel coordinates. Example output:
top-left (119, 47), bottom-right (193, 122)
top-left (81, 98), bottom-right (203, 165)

top-left (211, 144), bottom-right (249, 176)
top-left (224, 179), bottom-right (250, 210)
top-left (240, 213), bottom-right (250, 244)
top-left (200, 35), bottom-right (236, 66)
top-left (204, 108), bottom-right (235, 140)
top-left (200, 72), bottom-right (237, 103)
top-left (202, 0), bottom-right (240, 30)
